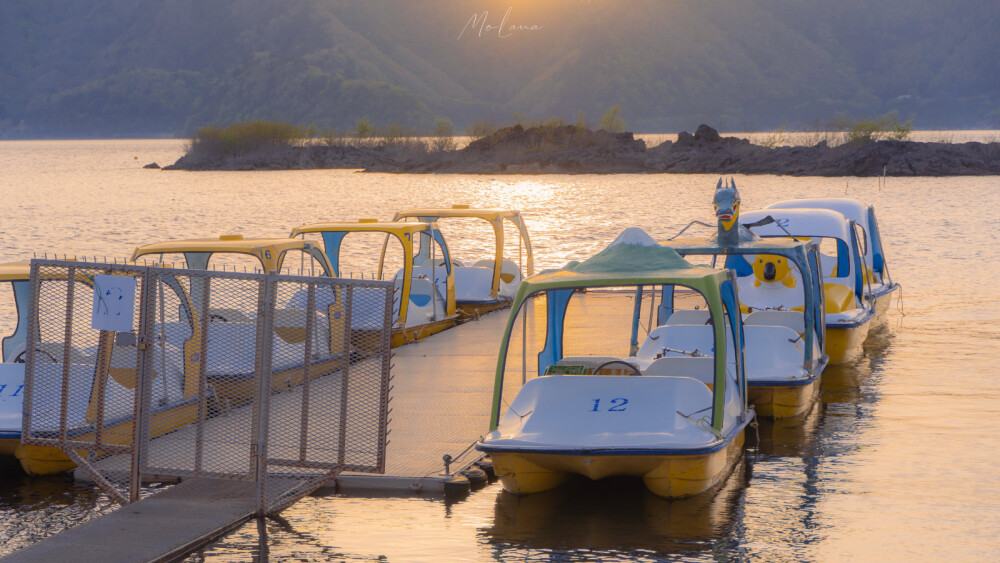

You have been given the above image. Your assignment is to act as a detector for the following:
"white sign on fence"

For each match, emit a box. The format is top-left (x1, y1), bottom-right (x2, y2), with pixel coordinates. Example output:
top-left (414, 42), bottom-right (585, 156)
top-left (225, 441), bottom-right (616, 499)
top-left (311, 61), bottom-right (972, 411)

top-left (91, 274), bottom-right (136, 332)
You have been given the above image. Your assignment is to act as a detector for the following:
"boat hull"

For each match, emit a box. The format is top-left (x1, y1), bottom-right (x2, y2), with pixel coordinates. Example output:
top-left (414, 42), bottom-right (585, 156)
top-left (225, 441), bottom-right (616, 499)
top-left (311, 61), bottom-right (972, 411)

top-left (10, 398), bottom-right (203, 475)
top-left (748, 377), bottom-right (821, 419)
top-left (456, 299), bottom-right (510, 319)
top-left (825, 322), bottom-right (870, 364)
top-left (871, 283), bottom-right (899, 328)
top-left (489, 432), bottom-right (745, 499)
top-left (389, 317), bottom-right (459, 349)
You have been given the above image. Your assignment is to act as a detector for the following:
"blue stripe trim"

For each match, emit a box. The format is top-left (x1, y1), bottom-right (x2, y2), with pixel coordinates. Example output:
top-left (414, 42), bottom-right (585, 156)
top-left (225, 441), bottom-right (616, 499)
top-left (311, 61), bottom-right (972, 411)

top-left (457, 298), bottom-right (506, 306)
top-left (0, 431), bottom-right (21, 440)
top-left (871, 283), bottom-right (900, 299)
top-left (827, 308), bottom-right (875, 329)
top-left (748, 375), bottom-right (819, 387)
top-left (477, 419), bottom-right (751, 457)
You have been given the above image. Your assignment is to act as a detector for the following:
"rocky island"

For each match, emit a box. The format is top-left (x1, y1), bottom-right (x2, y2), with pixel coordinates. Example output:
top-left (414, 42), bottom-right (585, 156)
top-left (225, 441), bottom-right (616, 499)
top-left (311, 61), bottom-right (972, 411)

top-left (164, 124), bottom-right (1000, 176)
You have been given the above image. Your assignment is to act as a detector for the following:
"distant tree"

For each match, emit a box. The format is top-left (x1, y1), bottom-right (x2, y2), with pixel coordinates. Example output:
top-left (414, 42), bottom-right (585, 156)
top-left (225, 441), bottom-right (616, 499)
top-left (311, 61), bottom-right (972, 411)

top-left (575, 110), bottom-right (588, 130)
top-left (431, 117), bottom-right (456, 151)
top-left (356, 118), bottom-right (373, 139)
top-left (600, 105), bottom-right (625, 133)
top-left (465, 119), bottom-right (497, 140)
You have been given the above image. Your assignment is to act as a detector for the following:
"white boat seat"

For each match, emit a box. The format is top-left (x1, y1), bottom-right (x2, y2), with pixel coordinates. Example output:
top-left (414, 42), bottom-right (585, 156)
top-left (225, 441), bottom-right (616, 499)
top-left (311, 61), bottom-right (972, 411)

top-left (285, 287), bottom-right (340, 311)
top-left (452, 266), bottom-right (494, 302)
top-left (401, 267), bottom-right (448, 303)
top-left (637, 325), bottom-right (715, 361)
top-left (744, 310), bottom-right (805, 332)
top-left (11, 341), bottom-right (93, 364)
top-left (643, 356), bottom-right (715, 386)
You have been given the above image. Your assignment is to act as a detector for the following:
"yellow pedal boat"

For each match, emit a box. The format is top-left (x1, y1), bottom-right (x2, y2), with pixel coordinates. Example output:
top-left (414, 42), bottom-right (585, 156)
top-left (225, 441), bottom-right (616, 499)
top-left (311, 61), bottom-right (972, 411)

top-left (392, 206), bottom-right (534, 319)
top-left (290, 220), bottom-right (459, 349)
top-left (740, 207), bottom-right (875, 363)
top-left (477, 228), bottom-right (753, 499)
top-left (661, 179), bottom-right (829, 418)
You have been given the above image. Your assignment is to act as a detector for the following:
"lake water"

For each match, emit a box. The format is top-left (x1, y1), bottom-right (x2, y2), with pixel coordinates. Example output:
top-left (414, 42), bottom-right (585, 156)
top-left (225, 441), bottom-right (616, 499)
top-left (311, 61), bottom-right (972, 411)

top-left (1, 139), bottom-right (999, 561)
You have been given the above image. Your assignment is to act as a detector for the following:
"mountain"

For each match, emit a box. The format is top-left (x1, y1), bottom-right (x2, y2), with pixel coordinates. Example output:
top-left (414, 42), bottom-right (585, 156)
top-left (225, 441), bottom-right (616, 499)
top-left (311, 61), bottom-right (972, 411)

top-left (1, 0), bottom-right (997, 138)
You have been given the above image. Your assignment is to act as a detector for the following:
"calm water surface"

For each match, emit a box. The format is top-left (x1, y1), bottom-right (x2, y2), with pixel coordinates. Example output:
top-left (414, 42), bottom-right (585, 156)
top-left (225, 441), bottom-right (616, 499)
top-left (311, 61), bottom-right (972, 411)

top-left (1, 140), bottom-right (999, 561)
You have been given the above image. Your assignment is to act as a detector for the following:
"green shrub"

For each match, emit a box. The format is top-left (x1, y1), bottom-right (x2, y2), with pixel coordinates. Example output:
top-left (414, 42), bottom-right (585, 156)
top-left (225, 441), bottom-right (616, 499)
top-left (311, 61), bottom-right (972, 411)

top-left (835, 112), bottom-right (913, 144)
top-left (189, 120), bottom-right (305, 158)
top-left (759, 125), bottom-right (789, 148)
top-left (600, 104), bottom-right (626, 133)
top-left (465, 119), bottom-right (497, 140)
top-left (431, 117), bottom-right (456, 151)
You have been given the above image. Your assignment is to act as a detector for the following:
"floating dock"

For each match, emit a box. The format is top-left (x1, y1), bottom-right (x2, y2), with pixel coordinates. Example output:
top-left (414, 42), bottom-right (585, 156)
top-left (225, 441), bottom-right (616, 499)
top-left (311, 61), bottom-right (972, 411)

top-left (12, 291), bottom-right (640, 561)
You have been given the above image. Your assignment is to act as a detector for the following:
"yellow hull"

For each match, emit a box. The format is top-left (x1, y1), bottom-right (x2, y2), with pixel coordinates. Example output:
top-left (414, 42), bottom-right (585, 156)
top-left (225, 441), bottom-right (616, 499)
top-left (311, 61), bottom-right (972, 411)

top-left (389, 317), bottom-right (458, 348)
top-left (14, 443), bottom-right (75, 475)
top-left (825, 322), bottom-right (870, 364)
top-left (489, 432), bottom-right (745, 499)
top-left (871, 288), bottom-right (895, 329)
top-left (748, 377), bottom-right (821, 419)
top-left (456, 300), bottom-right (510, 320)
top-left (10, 400), bottom-right (203, 476)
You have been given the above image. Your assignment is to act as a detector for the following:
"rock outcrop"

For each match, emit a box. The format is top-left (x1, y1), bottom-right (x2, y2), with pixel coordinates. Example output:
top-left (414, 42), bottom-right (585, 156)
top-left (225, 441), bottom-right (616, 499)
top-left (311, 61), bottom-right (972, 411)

top-left (162, 124), bottom-right (1000, 176)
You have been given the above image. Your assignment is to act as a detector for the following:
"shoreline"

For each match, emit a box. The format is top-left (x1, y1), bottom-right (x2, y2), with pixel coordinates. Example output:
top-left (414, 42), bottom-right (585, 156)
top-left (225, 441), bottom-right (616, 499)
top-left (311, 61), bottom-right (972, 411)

top-left (162, 124), bottom-right (1000, 176)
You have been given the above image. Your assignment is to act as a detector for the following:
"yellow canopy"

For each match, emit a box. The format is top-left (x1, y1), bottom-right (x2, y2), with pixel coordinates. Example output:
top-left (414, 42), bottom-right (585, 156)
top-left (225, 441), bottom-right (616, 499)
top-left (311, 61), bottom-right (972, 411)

top-left (131, 235), bottom-right (328, 274)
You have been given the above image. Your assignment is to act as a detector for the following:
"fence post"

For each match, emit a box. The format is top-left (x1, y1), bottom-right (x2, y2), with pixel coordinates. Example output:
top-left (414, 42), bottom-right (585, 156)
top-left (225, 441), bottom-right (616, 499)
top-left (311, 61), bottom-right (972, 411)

top-left (131, 267), bottom-right (154, 503)
top-left (253, 274), bottom-right (277, 516)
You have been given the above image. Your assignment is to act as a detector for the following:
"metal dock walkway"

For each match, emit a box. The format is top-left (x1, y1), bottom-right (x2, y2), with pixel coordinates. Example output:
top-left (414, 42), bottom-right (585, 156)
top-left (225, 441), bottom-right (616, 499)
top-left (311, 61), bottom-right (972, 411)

top-left (5, 478), bottom-right (263, 562)
top-left (336, 309), bottom-right (509, 490)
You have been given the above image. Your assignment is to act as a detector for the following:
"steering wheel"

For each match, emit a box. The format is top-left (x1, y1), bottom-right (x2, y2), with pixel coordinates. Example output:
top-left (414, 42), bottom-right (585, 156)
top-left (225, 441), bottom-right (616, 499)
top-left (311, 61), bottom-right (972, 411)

top-left (14, 347), bottom-right (60, 364)
top-left (593, 360), bottom-right (642, 376)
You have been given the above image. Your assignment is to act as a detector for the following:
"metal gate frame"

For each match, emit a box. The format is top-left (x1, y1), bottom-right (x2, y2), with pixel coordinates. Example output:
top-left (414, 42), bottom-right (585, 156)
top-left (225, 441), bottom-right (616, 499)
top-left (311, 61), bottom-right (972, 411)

top-left (21, 259), bottom-right (394, 514)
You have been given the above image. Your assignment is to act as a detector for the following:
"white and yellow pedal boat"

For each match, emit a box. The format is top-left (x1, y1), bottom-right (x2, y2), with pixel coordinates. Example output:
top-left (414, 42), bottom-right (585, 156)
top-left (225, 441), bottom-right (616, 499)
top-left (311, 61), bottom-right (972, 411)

top-left (392, 206), bottom-right (534, 318)
top-left (0, 260), bottom-right (214, 474)
top-left (290, 221), bottom-right (459, 349)
top-left (131, 235), bottom-right (348, 401)
top-left (740, 207), bottom-right (875, 363)
top-left (658, 179), bottom-right (829, 418)
top-left (477, 228), bottom-right (753, 499)
top-left (766, 198), bottom-right (899, 324)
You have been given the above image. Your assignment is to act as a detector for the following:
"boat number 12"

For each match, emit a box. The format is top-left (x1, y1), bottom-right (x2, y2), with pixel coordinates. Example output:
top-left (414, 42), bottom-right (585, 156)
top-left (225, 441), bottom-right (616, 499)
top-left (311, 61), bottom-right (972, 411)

top-left (591, 398), bottom-right (628, 412)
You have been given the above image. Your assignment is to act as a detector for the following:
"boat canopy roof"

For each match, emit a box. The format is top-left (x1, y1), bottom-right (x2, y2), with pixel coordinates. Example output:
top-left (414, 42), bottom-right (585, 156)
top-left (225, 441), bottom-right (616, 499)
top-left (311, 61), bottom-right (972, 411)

top-left (130, 235), bottom-right (329, 275)
top-left (131, 235), bottom-right (312, 259)
top-left (291, 221), bottom-right (436, 237)
top-left (512, 229), bottom-right (725, 304)
top-left (765, 198), bottom-right (888, 276)
top-left (0, 261), bottom-right (29, 282)
top-left (767, 198), bottom-right (869, 226)
top-left (740, 208), bottom-right (853, 242)
top-left (392, 207), bottom-right (524, 222)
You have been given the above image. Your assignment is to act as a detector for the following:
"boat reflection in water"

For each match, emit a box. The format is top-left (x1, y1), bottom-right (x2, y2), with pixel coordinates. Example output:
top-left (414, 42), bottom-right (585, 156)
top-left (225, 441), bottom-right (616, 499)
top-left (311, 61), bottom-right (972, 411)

top-left (483, 461), bottom-right (748, 557)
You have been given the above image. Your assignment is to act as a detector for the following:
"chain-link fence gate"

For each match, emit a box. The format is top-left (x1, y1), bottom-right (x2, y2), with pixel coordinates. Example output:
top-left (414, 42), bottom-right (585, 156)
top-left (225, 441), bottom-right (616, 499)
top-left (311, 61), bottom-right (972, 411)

top-left (20, 259), bottom-right (393, 514)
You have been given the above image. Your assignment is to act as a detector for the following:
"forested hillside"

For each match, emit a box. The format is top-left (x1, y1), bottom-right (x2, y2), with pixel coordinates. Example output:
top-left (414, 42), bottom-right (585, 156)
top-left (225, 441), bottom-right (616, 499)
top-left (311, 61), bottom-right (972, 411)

top-left (1, 0), bottom-right (997, 138)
